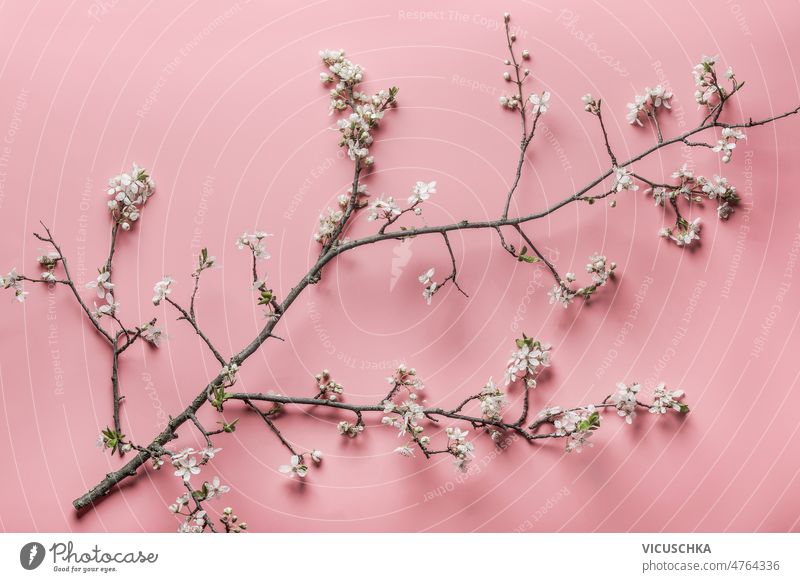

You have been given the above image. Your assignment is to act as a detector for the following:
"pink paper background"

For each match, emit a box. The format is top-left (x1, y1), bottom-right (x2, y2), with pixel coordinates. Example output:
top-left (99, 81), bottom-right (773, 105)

top-left (1, 0), bottom-right (799, 533)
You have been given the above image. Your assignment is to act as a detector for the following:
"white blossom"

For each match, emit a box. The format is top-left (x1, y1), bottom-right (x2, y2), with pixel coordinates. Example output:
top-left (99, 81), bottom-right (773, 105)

top-left (548, 283), bottom-right (575, 308)
top-left (168, 493), bottom-right (191, 513)
top-left (314, 207), bottom-right (344, 244)
top-left (394, 445), bottom-right (415, 457)
top-left (235, 231), bottom-right (272, 260)
top-left (337, 420), bottom-right (363, 438)
top-left (692, 55), bottom-right (722, 107)
top-left (152, 276), bottom-right (174, 306)
top-left (385, 363), bottom-right (424, 393)
top-left (367, 195), bottom-right (401, 221)
top-left (504, 338), bottom-right (551, 385)
top-left (582, 93), bottom-right (599, 114)
top-left (626, 85), bottom-right (672, 126)
top-left (665, 217), bottom-right (702, 247)
top-left (445, 426), bottom-right (474, 471)
top-left (92, 293), bottom-right (119, 318)
top-left (106, 163), bottom-right (155, 229)
top-left (611, 166), bottom-right (639, 193)
top-left (278, 454), bottom-right (308, 478)
top-left (201, 446), bottom-right (222, 461)
top-left (478, 377), bottom-right (507, 420)
top-left (86, 270), bottom-right (114, 298)
top-left (382, 399), bottom-right (425, 437)
top-left (529, 91), bottom-right (551, 115)
top-left (205, 476), bottom-right (230, 499)
top-left (173, 456), bottom-right (201, 482)
top-left (649, 383), bottom-right (687, 414)
top-left (713, 127), bottom-right (746, 163)
top-left (408, 181), bottom-right (436, 205)
top-left (0, 268), bottom-right (27, 302)
top-left (611, 382), bottom-right (640, 424)
top-left (142, 325), bottom-right (165, 346)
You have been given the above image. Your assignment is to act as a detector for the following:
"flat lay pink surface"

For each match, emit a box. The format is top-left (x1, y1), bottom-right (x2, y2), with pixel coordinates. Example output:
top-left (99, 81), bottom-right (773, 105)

top-left (1, 0), bottom-right (799, 532)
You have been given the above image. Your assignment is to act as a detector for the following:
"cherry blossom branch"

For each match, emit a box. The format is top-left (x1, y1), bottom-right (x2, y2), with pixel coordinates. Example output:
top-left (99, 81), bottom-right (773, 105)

top-left (68, 38), bottom-right (798, 514)
top-left (3, 15), bottom-right (796, 530)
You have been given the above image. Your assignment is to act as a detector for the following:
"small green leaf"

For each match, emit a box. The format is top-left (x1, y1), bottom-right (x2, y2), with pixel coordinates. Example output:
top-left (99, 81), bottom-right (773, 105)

top-left (219, 418), bottom-right (239, 433)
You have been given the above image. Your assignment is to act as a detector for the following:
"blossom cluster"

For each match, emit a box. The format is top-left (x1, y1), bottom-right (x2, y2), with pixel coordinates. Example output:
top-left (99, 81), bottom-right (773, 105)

top-left (418, 267), bottom-right (439, 305)
top-left (504, 335), bottom-right (551, 386)
top-left (548, 253), bottom-right (616, 308)
top-left (0, 268), bottom-right (27, 302)
top-left (497, 13), bottom-right (543, 115)
top-left (650, 383), bottom-right (688, 414)
top-left (383, 398), bottom-right (424, 437)
top-left (386, 363), bottom-right (424, 394)
top-left (367, 180), bottom-right (433, 228)
top-left (611, 166), bottom-right (639, 193)
top-left (367, 195), bottom-right (400, 222)
top-left (159, 445), bottom-right (236, 533)
top-left (92, 292), bottom-right (120, 318)
top-left (713, 126), bottom-right (746, 164)
top-left (610, 382), bottom-right (641, 424)
top-left (170, 446), bottom-right (221, 482)
top-left (152, 276), bottom-right (174, 306)
top-left (692, 55), bottom-right (724, 107)
top-left (319, 49), bottom-right (397, 164)
top-left (313, 185), bottom-right (367, 244)
top-left (278, 450), bottom-right (322, 478)
top-left (445, 426), bottom-right (475, 471)
top-left (235, 231), bottom-right (272, 260)
top-left (627, 85), bottom-right (673, 126)
top-left (534, 379), bottom-right (687, 453)
top-left (650, 163), bottom-right (741, 245)
top-left (478, 377), bottom-right (507, 421)
top-left (581, 93), bottom-right (600, 115)
top-left (37, 250), bottom-right (61, 283)
top-left (315, 369), bottom-right (343, 401)
top-left (337, 420), bottom-right (364, 438)
top-left (106, 163), bottom-right (156, 231)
